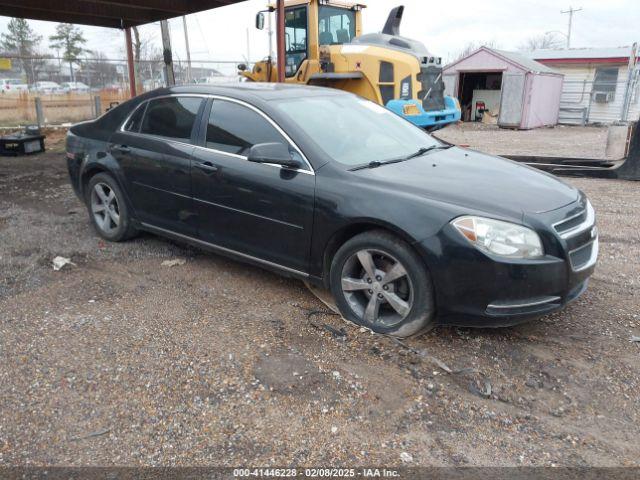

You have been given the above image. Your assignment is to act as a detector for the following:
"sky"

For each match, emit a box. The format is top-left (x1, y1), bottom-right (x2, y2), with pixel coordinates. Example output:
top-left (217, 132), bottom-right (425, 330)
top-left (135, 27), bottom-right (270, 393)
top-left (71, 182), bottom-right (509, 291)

top-left (1, 0), bottom-right (639, 67)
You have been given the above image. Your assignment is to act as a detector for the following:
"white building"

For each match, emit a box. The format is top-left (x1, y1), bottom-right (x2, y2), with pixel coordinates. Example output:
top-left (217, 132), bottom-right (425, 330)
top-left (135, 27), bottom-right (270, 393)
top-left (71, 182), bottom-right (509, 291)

top-left (527, 46), bottom-right (639, 125)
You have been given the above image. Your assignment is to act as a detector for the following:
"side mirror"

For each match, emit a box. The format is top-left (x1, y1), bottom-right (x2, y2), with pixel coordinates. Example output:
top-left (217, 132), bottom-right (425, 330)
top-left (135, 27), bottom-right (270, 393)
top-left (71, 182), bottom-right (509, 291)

top-left (248, 143), bottom-right (302, 169)
top-left (256, 12), bottom-right (265, 30)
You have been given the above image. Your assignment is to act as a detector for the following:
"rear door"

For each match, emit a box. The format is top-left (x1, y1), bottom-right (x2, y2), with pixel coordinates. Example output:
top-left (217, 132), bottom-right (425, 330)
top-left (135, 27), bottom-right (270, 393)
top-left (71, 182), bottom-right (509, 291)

top-left (109, 96), bottom-right (205, 235)
top-left (190, 98), bottom-right (315, 273)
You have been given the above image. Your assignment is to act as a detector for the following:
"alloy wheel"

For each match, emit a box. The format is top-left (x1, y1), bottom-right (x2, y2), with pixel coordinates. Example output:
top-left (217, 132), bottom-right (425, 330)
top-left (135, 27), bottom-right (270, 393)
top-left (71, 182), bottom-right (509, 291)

top-left (90, 182), bottom-right (120, 235)
top-left (340, 249), bottom-right (414, 327)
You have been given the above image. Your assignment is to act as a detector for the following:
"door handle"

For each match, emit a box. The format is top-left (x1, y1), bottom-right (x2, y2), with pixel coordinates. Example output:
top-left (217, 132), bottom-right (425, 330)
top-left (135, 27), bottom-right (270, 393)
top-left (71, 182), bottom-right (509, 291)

top-left (112, 144), bottom-right (130, 154)
top-left (196, 161), bottom-right (218, 174)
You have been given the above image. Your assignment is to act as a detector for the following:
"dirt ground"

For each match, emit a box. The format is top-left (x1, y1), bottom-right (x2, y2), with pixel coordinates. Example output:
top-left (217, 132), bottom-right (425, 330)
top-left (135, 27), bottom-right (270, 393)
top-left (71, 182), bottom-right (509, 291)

top-left (436, 123), bottom-right (610, 159)
top-left (0, 131), bottom-right (639, 468)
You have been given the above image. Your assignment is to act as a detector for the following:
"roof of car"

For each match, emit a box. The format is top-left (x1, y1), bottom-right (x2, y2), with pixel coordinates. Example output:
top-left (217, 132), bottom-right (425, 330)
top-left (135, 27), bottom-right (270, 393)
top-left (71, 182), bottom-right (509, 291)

top-left (167, 82), bottom-right (348, 101)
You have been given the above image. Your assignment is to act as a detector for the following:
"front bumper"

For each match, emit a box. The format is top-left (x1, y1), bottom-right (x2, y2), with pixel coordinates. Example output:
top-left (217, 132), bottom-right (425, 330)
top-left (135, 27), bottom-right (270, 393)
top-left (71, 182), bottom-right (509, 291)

top-left (386, 96), bottom-right (461, 128)
top-left (418, 202), bottom-right (598, 328)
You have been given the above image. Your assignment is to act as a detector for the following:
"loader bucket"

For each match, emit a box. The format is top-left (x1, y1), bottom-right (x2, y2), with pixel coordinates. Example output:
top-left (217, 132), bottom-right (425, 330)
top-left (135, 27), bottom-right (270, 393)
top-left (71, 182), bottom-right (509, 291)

top-left (503, 122), bottom-right (640, 181)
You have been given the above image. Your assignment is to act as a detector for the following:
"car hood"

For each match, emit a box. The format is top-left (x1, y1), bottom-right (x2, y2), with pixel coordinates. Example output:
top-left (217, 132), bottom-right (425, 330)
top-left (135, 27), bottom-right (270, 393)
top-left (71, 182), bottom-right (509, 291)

top-left (355, 147), bottom-right (579, 219)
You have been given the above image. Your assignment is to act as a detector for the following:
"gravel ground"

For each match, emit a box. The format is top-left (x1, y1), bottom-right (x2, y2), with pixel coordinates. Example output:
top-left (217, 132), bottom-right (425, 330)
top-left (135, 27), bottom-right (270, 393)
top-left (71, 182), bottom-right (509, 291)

top-left (0, 132), bottom-right (639, 468)
top-left (435, 123), bottom-right (610, 159)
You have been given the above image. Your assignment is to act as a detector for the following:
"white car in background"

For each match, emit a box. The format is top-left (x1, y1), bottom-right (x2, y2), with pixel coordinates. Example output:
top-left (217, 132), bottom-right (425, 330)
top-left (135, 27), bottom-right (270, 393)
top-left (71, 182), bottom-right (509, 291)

top-left (60, 81), bottom-right (91, 93)
top-left (1, 78), bottom-right (29, 93)
top-left (32, 81), bottom-right (63, 94)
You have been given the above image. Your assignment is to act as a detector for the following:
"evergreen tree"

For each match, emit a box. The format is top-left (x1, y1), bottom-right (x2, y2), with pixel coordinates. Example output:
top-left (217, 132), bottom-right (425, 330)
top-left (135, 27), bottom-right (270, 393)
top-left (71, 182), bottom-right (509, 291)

top-left (49, 23), bottom-right (88, 83)
top-left (0, 18), bottom-right (43, 84)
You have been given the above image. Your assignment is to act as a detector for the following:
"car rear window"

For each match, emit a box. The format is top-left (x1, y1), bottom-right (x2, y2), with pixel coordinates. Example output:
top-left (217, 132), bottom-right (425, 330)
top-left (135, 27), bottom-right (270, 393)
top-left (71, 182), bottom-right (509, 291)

top-left (140, 96), bottom-right (203, 143)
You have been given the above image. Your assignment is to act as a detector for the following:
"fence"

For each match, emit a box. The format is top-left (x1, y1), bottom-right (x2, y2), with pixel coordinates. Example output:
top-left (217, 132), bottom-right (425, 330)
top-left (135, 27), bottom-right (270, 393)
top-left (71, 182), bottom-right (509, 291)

top-left (0, 55), bottom-right (250, 127)
top-left (0, 91), bottom-right (130, 126)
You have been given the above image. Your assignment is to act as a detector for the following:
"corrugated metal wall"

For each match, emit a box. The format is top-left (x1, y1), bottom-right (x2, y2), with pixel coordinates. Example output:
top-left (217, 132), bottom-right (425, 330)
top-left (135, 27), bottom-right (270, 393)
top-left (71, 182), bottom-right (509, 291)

top-left (550, 64), bottom-right (640, 124)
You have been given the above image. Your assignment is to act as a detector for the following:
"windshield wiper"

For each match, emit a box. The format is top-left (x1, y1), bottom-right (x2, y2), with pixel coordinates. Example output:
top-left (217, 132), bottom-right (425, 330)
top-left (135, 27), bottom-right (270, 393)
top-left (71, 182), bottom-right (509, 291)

top-left (349, 144), bottom-right (454, 171)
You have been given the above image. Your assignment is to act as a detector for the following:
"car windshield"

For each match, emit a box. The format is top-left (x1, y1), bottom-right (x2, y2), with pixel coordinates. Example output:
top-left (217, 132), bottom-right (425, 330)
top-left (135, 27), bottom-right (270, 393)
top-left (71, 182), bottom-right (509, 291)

top-left (272, 95), bottom-right (440, 166)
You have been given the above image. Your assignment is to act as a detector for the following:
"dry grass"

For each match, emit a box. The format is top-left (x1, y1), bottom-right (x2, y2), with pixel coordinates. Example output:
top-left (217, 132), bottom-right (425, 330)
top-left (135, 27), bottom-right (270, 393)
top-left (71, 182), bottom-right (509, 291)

top-left (0, 91), bottom-right (130, 127)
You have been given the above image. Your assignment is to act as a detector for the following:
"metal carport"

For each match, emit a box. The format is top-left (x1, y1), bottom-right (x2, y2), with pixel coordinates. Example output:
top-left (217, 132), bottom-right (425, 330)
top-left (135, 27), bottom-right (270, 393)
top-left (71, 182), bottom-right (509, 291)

top-left (0, 0), bottom-right (287, 96)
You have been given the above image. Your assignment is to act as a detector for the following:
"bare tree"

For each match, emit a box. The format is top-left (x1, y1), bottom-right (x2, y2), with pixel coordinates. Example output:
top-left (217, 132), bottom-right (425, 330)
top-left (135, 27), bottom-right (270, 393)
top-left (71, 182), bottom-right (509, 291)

top-left (518, 33), bottom-right (564, 52)
top-left (30, 49), bottom-right (51, 83)
top-left (131, 27), bottom-right (163, 92)
top-left (453, 41), bottom-right (501, 61)
top-left (90, 51), bottom-right (118, 88)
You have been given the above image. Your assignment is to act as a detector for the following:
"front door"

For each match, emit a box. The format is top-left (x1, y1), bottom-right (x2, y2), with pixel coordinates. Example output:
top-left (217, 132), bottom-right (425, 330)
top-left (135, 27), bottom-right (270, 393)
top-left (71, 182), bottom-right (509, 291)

top-left (109, 96), bottom-right (204, 234)
top-left (284, 5), bottom-right (308, 79)
top-left (191, 98), bottom-right (315, 273)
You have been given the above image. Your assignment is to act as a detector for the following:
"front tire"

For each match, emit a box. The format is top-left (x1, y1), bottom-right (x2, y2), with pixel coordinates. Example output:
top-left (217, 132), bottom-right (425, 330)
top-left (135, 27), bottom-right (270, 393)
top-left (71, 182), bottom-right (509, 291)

top-left (329, 230), bottom-right (436, 338)
top-left (86, 172), bottom-right (137, 242)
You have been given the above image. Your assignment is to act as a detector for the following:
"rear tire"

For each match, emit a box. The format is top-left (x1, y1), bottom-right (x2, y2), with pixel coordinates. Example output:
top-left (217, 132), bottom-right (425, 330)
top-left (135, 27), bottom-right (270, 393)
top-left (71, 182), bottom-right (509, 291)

top-left (86, 172), bottom-right (137, 242)
top-left (329, 230), bottom-right (436, 338)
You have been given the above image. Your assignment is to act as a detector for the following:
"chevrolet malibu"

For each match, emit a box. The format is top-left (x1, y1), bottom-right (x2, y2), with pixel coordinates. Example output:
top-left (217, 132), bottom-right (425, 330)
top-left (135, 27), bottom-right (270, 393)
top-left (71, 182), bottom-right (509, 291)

top-left (66, 84), bottom-right (598, 338)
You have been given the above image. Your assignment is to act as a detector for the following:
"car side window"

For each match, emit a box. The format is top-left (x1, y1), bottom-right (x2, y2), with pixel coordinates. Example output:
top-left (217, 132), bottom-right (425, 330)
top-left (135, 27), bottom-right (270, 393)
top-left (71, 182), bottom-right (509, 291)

top-left (140, 97), bottom-right (203, 143)
top-left (123, 103), bottom-right (147, 132)
top-left (206, 100), bottom-right (289, 157)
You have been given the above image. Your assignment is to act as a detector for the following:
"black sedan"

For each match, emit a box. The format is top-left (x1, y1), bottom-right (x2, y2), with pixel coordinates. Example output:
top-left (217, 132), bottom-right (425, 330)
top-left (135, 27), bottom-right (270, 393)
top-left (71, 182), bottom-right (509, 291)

top-left (66, 84), bottom-right (598, 338)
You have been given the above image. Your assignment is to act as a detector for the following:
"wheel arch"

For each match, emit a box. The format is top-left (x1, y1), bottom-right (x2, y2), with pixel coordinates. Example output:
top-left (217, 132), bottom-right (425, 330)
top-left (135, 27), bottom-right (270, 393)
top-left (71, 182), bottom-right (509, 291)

top-left (80, 164), bottom-right (111, 199)
top-left (80, 162), bottom-right (137, 221)
top-left (321, 220), bottom-right (422, 289)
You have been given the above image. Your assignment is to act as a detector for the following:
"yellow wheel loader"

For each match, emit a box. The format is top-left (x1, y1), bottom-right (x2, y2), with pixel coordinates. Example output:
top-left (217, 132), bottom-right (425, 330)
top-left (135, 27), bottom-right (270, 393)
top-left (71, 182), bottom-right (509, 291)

top-left (240, 1), bottom-right (461, 130)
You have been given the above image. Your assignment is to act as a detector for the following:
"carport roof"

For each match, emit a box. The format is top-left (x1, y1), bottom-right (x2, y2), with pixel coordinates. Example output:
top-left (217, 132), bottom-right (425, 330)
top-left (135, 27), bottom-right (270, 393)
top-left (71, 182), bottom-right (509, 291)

top-left (0, 0), bottom-right (247, 29)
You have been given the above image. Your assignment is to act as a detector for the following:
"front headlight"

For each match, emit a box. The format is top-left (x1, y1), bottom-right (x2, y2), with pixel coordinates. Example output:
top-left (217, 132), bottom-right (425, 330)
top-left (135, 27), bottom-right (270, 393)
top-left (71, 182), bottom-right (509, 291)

top-left (452, 216), bottom-right (544, 259)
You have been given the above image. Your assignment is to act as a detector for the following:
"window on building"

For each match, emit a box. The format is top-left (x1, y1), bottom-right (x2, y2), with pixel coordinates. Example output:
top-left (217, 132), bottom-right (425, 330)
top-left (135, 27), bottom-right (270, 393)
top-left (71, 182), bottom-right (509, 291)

top-left (593, 67), bottom-right (619, 94)
top-left (140, 97), bottom-right (203, 142)
top-left (318, 5), bottom-right (356, 45)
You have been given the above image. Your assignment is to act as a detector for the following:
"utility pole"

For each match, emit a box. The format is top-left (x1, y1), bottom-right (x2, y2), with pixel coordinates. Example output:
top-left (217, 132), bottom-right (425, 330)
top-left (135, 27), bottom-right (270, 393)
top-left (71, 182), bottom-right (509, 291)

top-left (560, 6), bottom-right (582, 48)
top-left (124, 27), bottom-right (136, 97)
top-left (182, 16), bottom-right (192, 83)
top-left (160, 20), bottom-right (175, 86)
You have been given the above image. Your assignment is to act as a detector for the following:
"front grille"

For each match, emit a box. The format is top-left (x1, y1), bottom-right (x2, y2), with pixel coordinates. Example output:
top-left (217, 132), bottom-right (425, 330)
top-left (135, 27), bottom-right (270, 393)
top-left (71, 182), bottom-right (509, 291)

top-left (554, 210), bottom-right (587, 235)
top-left (569, 239), bottom-right (598, 271)
top-left (553, 202), bottom-right (595, 239)
top-left (554, 202), bottom-right (598, 272)
top-left (418, 65), bottom-right (445, 112)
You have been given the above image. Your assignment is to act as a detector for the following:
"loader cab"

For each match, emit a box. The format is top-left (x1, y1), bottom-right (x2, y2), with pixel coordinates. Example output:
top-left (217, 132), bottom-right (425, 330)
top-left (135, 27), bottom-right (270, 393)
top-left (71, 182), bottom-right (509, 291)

top-left (258, 0), bottom-right (364, 80)
top-left (318, 4), bottom-right (357, 46)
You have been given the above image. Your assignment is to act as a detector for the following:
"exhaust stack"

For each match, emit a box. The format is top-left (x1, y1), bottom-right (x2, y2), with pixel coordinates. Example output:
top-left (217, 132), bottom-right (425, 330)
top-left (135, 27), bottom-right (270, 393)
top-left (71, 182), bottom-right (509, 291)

top-left (382, 6), bottom-right (404, 36)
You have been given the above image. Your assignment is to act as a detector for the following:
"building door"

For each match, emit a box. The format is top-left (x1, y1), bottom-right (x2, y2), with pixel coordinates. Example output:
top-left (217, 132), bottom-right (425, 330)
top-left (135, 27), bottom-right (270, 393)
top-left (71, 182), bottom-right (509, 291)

top-left (443, 74), bottom-right (457, 98)
top-left (498, 73), bottom-right (526, 127)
